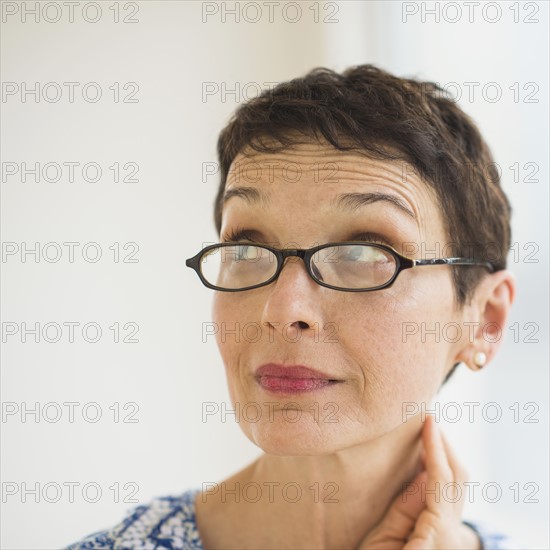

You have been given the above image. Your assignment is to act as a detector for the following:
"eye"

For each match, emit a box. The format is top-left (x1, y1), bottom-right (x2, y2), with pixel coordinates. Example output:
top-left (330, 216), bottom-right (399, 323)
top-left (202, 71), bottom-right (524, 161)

top-left (222, 227), bottom-right (257, 243)
top-left (235, 245), bottom-right (258, 261)
top-left (345, 245), bottom-right (389, 262)
top-left (349, 231), bottom-right (394, 248)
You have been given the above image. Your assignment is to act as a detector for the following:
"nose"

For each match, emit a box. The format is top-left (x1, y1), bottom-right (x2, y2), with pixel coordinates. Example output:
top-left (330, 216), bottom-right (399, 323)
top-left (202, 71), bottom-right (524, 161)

top-left (260, 256), bottom-right (323, 340)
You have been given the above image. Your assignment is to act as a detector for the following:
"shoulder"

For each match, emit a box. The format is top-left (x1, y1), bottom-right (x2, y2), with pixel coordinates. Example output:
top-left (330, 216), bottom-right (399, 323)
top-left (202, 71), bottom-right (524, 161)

top-left (464, 519), bottom-right (523, 550)
top-left (66, 488), bottom-right (203, 549)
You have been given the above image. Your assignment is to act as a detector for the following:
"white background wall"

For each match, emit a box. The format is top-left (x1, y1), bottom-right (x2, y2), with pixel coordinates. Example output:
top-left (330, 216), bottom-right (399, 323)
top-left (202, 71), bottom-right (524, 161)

top-left (1, 1), bottom-right (548, 548)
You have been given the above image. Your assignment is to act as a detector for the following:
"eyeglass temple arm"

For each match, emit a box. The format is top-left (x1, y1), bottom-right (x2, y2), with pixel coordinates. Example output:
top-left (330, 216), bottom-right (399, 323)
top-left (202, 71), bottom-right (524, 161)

top-left (413, 257), bottom-right (495, 273)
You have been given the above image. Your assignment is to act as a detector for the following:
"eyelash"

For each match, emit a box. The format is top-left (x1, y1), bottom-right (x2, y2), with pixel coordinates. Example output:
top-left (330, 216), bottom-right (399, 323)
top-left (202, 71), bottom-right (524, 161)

top-left (222, 228), bottom-right (393, 247)
top-left (351, 232), bottom-right (394, 247)
top-left (222, 227), bottom-right (257, 243)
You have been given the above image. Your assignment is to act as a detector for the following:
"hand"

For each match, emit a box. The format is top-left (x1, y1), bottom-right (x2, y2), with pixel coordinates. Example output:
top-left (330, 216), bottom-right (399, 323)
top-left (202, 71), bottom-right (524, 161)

top-left (357, 415), bottom-right (482, 550)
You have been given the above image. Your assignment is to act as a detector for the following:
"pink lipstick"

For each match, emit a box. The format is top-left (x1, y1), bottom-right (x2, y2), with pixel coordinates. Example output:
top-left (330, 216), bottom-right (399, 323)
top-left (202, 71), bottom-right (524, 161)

top-left (255, 363), bottom-right (341, 394)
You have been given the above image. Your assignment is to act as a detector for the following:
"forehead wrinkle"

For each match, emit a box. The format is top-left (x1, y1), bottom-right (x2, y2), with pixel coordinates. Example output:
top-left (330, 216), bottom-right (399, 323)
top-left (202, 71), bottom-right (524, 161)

top-left (225, 147), bottom-right (442, 237)
top-left (230, 149), bottom-right (427, 205)
top-left (322, 161), bottom-right (427, 219)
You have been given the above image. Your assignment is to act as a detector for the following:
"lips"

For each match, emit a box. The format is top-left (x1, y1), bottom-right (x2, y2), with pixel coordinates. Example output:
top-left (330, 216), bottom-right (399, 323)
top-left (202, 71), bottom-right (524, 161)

top-left (256, 364), bottom-right (337, 380)
top-left (255, 363), bottom-right (342, 394)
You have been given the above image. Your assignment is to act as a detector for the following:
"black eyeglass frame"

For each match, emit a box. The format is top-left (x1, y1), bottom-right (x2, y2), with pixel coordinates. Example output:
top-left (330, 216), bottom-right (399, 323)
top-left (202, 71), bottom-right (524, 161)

top-left (185, 241), bottom-right (496, 293)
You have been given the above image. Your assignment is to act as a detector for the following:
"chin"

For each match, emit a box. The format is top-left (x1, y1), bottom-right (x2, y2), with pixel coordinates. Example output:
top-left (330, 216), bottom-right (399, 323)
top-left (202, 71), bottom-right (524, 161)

top-left (243, 419), bottom-right (375, 456)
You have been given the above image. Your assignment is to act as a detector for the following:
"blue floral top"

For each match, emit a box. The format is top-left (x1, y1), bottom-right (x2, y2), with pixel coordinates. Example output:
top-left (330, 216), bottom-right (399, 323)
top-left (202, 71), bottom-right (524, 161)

top-left (66, 487), bottom-right (520, 549)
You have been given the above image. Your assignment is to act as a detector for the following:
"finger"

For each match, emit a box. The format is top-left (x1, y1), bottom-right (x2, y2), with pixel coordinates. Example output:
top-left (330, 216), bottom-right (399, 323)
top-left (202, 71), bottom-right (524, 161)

top-left (379, 470), bottom-right (429, 539)
top-left (421, 414), bottom-right (454, 514)
top-left (357, 469), bottom-right (429, 549)
top-left (423, 414), bottom-right (453, 483)
top-left (439, 429), bottom-right (469, 485)
top-left (438, 430), bottom-right (469, 517)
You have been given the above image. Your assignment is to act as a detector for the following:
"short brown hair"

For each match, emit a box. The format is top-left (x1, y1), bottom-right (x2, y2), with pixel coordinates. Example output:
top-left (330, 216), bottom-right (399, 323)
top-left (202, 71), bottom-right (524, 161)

top-left (214, 64), bottom-right (511, 306)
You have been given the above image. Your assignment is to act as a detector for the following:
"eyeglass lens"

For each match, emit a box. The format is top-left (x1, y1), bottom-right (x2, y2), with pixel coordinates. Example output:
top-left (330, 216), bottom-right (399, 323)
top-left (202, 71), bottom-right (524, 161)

top-left (199, 244), bottom-right (397, 290)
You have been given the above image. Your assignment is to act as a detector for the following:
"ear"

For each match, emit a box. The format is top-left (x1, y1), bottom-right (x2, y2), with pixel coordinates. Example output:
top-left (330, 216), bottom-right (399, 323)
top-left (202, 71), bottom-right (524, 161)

top-left (454, 269), bottom-right (516, 371)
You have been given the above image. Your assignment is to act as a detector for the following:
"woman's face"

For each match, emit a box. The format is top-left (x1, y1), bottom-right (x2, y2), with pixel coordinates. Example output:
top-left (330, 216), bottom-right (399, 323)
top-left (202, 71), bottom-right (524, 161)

top-left (212, 142), bottom-right (476, 455)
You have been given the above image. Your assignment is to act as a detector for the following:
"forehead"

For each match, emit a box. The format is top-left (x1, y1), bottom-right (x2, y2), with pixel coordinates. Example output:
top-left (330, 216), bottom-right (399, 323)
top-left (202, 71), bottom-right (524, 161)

top-left (222, 142), bottom-right (445, 241)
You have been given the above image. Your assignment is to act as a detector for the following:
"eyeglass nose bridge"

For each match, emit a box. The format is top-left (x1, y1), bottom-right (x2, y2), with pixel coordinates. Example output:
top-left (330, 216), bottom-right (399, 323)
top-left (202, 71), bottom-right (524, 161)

top-left (275, 249), bottom-right (307, 275)
top-left (275, 248), bottom-right (319, 283)
top-left (277, 249), bottom-right (313, 268)
top-left (279, 249), bottom-right (306, 260)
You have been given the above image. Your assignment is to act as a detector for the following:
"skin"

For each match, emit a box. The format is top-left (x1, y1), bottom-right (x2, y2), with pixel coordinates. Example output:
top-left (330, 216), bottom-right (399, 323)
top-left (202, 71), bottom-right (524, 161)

top-left (194, 142), bottom-right (516, 549)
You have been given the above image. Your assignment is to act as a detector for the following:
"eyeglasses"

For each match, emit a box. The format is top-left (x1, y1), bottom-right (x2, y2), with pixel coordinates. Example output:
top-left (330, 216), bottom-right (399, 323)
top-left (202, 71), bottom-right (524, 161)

top-left (185, 241), bottom-right (495, 292)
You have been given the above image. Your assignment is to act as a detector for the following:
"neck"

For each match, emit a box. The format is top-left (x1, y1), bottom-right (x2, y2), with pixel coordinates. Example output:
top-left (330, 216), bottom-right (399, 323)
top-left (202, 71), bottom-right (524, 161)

top-left (197, 416), bottom-right (424, 549)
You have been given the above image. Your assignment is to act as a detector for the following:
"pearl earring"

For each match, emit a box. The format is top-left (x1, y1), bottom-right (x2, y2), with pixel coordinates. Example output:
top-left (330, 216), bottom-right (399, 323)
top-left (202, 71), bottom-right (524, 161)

top-left (473, 351), bottom-right (487, 369)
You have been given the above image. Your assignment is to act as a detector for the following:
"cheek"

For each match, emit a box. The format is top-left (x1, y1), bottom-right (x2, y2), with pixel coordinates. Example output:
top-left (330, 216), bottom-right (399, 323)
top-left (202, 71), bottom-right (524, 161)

top-left (212, 290), bottom-right (256, 323)
top-left (211, 293), bottom-right (256, 398)
top-left (211, 291), bottom-right (224, 329)
top-left (339, 286), bottom-right (451, 405)
top-left (212, 292), bottom-right (240, 361)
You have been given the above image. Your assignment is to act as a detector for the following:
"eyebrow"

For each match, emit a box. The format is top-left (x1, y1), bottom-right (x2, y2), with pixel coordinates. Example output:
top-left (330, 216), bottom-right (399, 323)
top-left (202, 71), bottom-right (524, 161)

top-left (333, 192), bottom-right (416, 219)
top-left (222, 187), bottom-right (416, 219)
top-left (222, 186), bottom-right (267, 207)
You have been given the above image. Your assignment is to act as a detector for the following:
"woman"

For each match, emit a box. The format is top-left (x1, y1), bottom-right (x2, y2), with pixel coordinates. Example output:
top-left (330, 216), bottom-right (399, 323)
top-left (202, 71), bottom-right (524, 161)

top-left (68, 65), bottom-right (518, 549)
